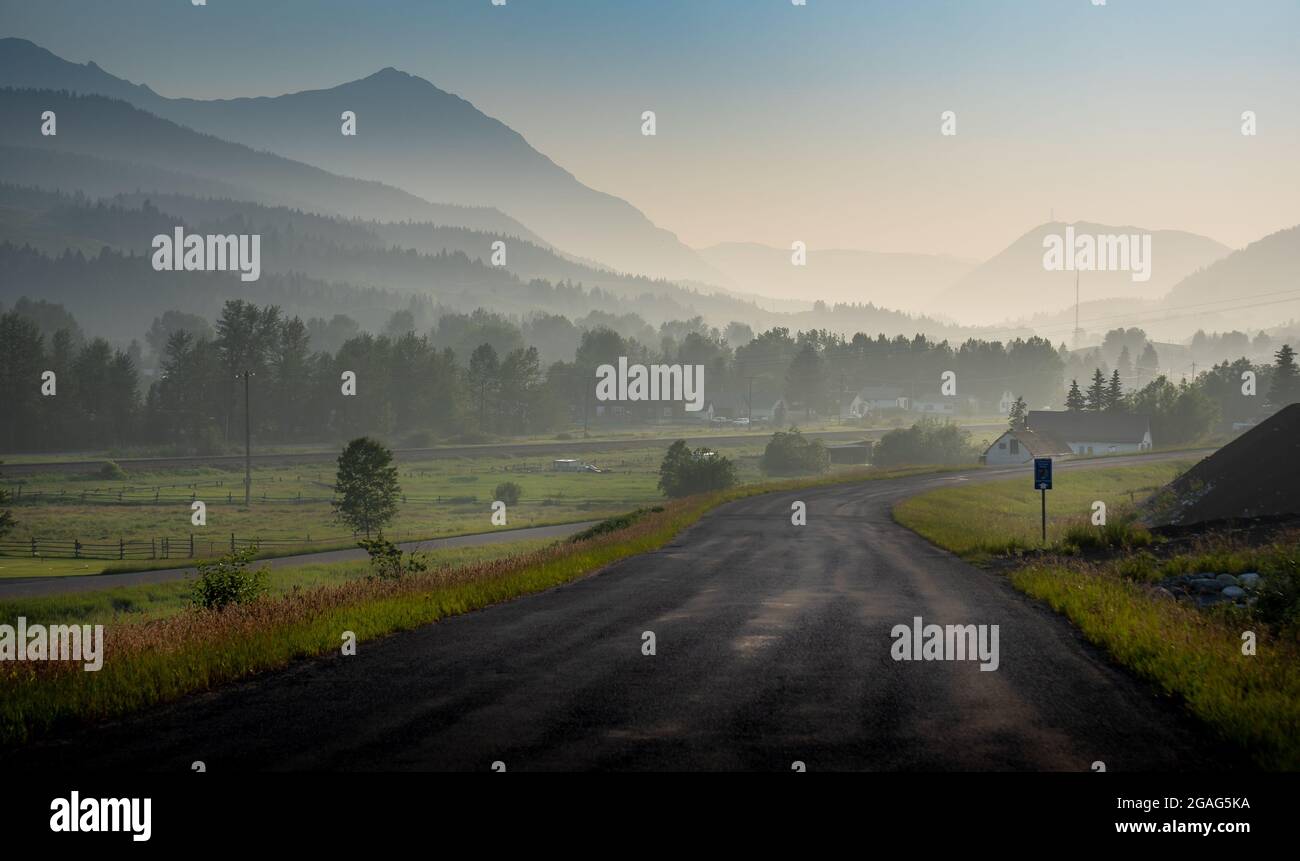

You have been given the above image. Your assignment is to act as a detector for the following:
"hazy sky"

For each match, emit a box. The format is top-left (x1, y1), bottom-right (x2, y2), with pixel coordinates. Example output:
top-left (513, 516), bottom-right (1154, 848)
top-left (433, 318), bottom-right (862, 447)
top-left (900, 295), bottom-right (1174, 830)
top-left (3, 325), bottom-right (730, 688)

top-left (3, 0), bottom-right (1298, 259)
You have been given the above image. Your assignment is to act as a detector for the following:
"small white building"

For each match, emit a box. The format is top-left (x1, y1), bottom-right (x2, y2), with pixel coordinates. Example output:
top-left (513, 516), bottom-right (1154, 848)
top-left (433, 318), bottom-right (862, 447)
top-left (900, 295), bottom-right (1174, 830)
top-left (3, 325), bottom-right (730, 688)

top-left (849, 386), bottom-right (909, 417)
top-left (982, 427), bottom-right (1073, 466)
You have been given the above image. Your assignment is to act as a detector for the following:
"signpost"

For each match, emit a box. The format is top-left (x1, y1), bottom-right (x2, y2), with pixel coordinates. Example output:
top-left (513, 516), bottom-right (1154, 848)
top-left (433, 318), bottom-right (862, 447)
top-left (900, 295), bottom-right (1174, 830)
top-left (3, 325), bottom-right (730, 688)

top-left (1033, 457), bottom-right (1053, 543)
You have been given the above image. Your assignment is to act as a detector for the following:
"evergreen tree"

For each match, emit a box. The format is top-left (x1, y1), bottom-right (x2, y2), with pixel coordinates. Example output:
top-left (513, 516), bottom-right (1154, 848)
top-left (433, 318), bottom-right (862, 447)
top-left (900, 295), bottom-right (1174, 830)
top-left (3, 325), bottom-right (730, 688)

top-left (1007, 396), bottom-right (1027, 430)
top-left (1105, 369), bottom-right (1124, 412)
top-left (1269, 343), bottom-right (1298, 406)
top-left (1065, 379), bottom-right (1086, 411)
top-left (1085, 369), bottom-right (1107, 411)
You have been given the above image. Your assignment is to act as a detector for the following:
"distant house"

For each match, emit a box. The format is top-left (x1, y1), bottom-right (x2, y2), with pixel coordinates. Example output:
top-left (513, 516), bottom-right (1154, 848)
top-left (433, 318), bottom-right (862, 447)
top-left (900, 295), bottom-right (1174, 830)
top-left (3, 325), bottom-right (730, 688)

top-left (849, 385), bottom-right (909, 417)
top-left (982, 427), bottom-right (1073, 466)
top-left (1025, 410), bottom-right (1153, 455)
top-left (998, 390), bottom-right (1017, 415)
top-left (701, 391), bottom-right (782, 422)
top-left (912, 396), bottom-right (957, 415)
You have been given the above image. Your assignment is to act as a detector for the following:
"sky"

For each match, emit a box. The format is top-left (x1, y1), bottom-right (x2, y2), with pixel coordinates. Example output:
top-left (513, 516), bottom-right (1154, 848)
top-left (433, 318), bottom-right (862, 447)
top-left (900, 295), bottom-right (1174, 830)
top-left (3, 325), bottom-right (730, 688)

top-left (2, 0), bottom-right (1298, 260)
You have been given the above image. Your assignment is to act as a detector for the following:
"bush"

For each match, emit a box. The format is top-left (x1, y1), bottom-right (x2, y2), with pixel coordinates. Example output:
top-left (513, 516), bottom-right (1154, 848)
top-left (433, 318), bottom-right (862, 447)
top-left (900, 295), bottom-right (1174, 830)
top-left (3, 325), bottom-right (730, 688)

top-left (1060, 518), bottom-right (1154, 553)
top-left (873, 420), bottom-right (978, 467)
top-left (190, 548), bottom-right (268, 611)
top-left (760, 427), bottom-right (830, 476)
top-left (357, 533), bottom-right (428, 582)
top-left (97, 460), bottom-right (127, 481)
top-left (1255, 555), bottom-right (1300, 633)
top-left (657, 440), bottom-right (738, 498)
top-left (568, 507), bottom-right (665, 543)
top-left (494, 481), bottom-right (523, 506)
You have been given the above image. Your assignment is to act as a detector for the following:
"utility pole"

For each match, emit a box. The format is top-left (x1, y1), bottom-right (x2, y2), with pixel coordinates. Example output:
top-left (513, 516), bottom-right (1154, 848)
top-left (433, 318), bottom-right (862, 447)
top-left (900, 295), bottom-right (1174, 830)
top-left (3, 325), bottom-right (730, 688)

top-left (240, 370), bottom-right (253, 507)
top-left (746, 376), bottom-right (756, 423)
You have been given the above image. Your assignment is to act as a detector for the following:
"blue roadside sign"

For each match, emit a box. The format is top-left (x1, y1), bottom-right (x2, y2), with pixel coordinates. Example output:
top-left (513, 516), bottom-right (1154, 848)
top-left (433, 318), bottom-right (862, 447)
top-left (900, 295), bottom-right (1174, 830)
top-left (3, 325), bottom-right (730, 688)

top-left (1034, 457), bottom-right (1053, 490)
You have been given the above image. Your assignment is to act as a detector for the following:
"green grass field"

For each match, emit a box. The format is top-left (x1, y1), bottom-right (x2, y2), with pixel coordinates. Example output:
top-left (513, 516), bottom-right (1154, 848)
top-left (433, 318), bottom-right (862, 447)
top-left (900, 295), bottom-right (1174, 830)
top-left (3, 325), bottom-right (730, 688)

top-left (893, 461), bottom-right (1300, 770)
top-left (893, 460), bottom-right (1189, 558)
top-left (1, 442), bottom-right (773, 577)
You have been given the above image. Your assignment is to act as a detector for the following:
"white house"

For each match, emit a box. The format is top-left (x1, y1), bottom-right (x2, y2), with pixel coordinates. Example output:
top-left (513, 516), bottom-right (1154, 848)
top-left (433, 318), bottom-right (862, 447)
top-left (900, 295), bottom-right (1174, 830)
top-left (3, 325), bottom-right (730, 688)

top-left (998, 390), bottom-right (1017, 415)
top-left (1025, 410), bottom-right (1153, 455)
top-left (982, 427), bottom-right (1073, 466)
top-left (849, 385), bottom-right (909, 417)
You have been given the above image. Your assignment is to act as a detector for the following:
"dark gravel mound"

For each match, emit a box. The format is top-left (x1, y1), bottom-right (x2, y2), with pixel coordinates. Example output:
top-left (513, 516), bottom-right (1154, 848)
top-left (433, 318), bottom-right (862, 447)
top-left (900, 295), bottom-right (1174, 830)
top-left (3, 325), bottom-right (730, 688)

top-left (1146, 403), bottom-right (1300, 527)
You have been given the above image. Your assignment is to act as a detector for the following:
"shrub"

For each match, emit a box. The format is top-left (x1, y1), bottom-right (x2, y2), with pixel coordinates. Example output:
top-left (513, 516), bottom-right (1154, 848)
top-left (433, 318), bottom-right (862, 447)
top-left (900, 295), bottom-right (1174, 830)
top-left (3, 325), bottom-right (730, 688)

top-left (568, 507), bottom-right (665, 543)
top-left (357, 533), bottom-right (428, 582)
top-left (494, 481), bottom-right (523, 506)
top-left (1060, 517), bottom-right (1154, 553)
top-left (1255, 554), bottom-right (1300, 633)
top-left (189, 548), bottom-right (268, 611)
top-left (657, 440), bottom-right (738, 498)
top-left (97, 460), bottom-right (127, 481)
top-left (873, 420), bottom-right (978, 467)
top-left (760, 427), bottom-right (830, 476)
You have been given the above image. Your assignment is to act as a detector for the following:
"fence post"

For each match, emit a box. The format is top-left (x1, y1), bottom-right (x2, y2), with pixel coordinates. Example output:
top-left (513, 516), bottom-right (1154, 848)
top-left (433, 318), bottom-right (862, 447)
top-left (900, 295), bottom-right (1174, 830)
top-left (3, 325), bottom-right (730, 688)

top-left (189, 533), bottom-right (194, 558)
top-left (231, 532), bottom-right (236, 552)
top-left (119, 538), bottom-right (124, 560)
top-left (151, 538), bottom-right (156, 559)
top-left (31, 536), bottom-right (37, 557)
top-left (75, 540), bottom-right (81, 559)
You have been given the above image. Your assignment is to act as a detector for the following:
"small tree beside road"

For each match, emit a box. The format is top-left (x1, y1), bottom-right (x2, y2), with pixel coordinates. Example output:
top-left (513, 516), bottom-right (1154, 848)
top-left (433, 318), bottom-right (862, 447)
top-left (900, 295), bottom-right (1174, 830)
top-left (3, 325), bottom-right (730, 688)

top-left (333, 436), bottom-right (400, 539)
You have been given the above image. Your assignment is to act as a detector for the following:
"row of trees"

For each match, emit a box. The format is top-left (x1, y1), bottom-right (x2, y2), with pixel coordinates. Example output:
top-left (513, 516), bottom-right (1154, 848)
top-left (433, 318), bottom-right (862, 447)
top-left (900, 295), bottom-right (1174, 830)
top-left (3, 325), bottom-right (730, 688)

top-left (1041, 345), bottom-right (1298, 445)
top-left (5, 294), bottom-right (1293, 454)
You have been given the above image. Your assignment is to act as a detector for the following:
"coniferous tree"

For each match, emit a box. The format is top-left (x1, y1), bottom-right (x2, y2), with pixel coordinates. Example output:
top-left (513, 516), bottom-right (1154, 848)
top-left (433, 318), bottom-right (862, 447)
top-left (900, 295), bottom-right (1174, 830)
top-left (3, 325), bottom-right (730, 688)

top-left (1065, 379), bottom-right (1087, 411)
top-left (1269, 344), bottom-right (1298, 406)
top-left (1085, 369), bottom-right (1108, 411)
top-left (1105, 370), bottom-right (1124, 412)
top-left (1007, 396), bottom-right (1028, 429)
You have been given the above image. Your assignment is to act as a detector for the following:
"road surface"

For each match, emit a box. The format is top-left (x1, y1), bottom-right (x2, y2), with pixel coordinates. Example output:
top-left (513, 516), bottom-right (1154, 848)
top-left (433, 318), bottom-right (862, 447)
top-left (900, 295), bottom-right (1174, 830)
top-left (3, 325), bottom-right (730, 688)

top-left (3, 450), bottom-right (1238, 771)
top-left (0, 521), bottom-right (599, 600)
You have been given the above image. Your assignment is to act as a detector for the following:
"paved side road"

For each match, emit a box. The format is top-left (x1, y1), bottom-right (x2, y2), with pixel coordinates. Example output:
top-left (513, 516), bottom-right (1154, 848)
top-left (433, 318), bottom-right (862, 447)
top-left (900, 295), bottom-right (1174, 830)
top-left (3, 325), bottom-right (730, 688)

top-left (0, 521), bottom-right (599, 599)
top-left (2, 450), bottom-right (1240, 772)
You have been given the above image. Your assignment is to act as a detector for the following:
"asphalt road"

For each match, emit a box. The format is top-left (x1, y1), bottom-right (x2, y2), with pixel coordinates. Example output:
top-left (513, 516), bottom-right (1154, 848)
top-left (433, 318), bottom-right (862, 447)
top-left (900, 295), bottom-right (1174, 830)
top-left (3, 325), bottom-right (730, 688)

top-left (0, 521), bottom-right (599, 600)
top-left (0, 424), bottom-right (1004, 476)
top-left (4, 450), bottom-right (1238, 772)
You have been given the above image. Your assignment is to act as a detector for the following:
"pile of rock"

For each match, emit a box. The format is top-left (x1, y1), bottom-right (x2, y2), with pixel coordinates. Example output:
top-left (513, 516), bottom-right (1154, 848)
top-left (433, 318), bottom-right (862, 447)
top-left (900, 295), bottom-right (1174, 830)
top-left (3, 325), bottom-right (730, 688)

top-left (1153, 571), bottom-right (1261, 609)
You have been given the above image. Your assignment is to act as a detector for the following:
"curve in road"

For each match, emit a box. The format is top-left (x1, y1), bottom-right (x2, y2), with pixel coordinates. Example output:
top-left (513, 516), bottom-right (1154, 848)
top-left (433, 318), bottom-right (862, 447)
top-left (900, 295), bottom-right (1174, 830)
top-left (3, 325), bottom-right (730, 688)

top-left (2, 451), bottom-right (1238, 771)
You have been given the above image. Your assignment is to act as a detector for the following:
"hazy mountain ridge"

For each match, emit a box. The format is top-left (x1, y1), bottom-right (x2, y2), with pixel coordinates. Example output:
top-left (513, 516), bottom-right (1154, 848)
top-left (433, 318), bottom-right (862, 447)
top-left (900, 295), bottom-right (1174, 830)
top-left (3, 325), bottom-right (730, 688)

top-left (941, 221), bottom-right (1232, 324)
top-left (1163, 224), bottom-right (1300, 317)
top-left (0, 38), bottom-right (728, 286)
top-left (0, 84), bottom-right (544, 242)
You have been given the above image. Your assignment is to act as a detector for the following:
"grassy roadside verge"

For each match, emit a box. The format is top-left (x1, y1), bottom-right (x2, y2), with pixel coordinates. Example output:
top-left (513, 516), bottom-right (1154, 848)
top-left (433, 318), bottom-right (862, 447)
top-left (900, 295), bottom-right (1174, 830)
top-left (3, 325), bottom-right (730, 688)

top-left (893, 462), bottom-right (1300, 770)
top-left (0, 517), bottom-right (597, 580)
top-left (0, 464), bottom-right (952, 747)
